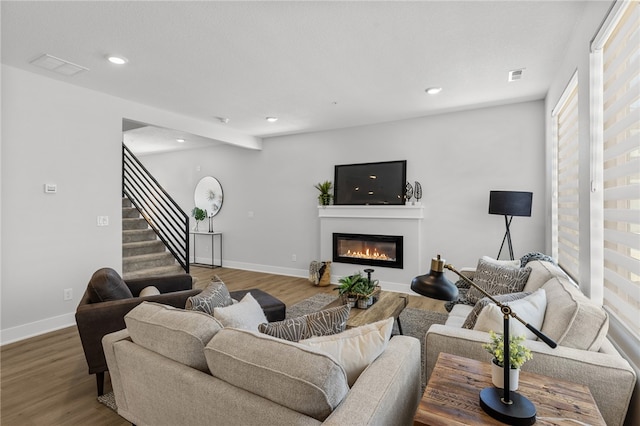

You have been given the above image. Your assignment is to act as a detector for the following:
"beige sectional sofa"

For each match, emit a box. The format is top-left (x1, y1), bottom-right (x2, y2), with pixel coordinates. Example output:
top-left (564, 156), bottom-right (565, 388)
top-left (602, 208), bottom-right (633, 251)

top-left (103, 302), bottom-right (422, 426)
top-left (425, 260), bottom-right (636, 426)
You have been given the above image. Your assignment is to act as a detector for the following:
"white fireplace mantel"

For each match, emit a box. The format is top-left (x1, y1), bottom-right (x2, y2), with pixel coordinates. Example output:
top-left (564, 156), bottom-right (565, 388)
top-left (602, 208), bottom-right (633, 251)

top-left (317, 205), bottom-right (424, 220)
top-left (318, 205), bottom-right (425, 293)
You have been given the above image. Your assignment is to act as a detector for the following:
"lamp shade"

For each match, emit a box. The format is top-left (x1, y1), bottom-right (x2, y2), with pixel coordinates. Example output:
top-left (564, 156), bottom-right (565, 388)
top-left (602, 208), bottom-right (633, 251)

top-left (488, 191), bottom-right (532, 217)
top-left (410, 256), bottom-right (459, 301)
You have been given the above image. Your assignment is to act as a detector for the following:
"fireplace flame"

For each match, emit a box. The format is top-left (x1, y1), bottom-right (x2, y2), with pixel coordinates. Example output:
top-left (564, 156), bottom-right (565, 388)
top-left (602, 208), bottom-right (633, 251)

top-left (344, 248), bottom-right (395, 262)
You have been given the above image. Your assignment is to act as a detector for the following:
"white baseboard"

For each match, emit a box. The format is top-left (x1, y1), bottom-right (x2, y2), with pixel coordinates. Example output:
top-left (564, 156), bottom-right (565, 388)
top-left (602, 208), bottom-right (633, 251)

top-left (222, 260), bottom-right (309, 279)
top-left (1, 312), bottom-right (75, 346)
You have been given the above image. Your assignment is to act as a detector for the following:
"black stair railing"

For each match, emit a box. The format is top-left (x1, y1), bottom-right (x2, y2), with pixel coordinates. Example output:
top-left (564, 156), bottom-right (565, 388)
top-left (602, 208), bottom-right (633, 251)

top-left (123, 143), bottom-right (189, 273)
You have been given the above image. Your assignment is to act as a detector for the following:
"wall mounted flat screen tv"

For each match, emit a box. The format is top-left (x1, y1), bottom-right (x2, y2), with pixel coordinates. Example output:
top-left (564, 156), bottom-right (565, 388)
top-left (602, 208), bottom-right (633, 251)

top-left (334, 160), bottom-right (406, 205)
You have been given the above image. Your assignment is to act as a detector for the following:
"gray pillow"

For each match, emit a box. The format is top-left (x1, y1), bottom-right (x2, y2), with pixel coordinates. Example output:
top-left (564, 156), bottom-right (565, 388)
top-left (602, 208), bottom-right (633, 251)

top-left (462, 291), bottom-right (532, 329)
top-left (258, 304), bottom-right (350, 342)
top-left (466, 259), bottom-right (531, 305)
top-left (87, 267), bottom-right (133, 303)
top-left (185, 277), bottom-right (233, 315)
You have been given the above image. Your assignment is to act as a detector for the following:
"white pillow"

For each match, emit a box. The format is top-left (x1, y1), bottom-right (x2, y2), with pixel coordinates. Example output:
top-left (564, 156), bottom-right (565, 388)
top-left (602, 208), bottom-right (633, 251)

top-left (474, 288), bottom-right (547, 340)
top-left (139, 286), bottom-right (161, 297)
top-left (482, 256), bottom-right (521, 268)
top-left (213, 292), bottom-right (267, 331)
top-left (299, 317), bottom-right (393, 386)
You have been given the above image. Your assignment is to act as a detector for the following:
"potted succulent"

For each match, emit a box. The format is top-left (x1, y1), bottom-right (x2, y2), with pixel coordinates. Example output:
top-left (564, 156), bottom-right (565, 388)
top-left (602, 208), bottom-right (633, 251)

top-left (314, 180), bottom-right (333, 206)
top-left (335, 274), bottom-right (359, 307)
top-left (191, 207), bottom-right (208, 231)
top-left (482, 330), bottom-right (532, 390)
top-left (348, 272), bottom-right (378, 309)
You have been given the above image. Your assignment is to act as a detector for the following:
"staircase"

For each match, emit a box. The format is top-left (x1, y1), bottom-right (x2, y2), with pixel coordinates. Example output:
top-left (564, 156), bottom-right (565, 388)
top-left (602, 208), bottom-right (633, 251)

top-left (122, 197), bottom-right (186, 280)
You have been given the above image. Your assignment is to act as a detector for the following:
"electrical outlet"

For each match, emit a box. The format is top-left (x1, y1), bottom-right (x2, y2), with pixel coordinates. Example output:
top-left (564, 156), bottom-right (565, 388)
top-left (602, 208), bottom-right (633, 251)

top-left (63, 288), bottom-right (73, 301)
top-left (292, 254), bottom-right (297, 262)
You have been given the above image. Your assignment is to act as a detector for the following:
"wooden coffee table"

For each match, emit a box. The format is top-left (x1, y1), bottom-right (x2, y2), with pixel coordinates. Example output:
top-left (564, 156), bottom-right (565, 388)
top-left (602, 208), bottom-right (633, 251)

top-left (414, 352), bottom-right (606, 426)
top-left (322, 291), bottom-right (407, 333)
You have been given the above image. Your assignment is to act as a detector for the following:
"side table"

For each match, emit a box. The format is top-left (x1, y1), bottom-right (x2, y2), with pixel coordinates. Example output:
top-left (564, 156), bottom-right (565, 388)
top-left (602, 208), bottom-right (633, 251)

top-left (190, 231), bottom-right (222, 268)
top-left (414, 352), bottom-right (605, 426)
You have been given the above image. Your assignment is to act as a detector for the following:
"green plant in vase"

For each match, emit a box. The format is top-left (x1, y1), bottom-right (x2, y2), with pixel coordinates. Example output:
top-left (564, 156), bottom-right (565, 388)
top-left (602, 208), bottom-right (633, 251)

top-left (191, 207), bottom-right (208, 231)
top-left (482, 330), bottom-right (533, 391)
top-left (314, 181), bottom-right (333, 206)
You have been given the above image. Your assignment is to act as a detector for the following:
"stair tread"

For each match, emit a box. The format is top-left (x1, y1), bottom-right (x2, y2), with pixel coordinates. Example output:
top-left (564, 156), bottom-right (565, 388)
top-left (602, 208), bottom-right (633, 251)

top-left (123, 240), bottom-right (163, 248)
top-left (123, 252), bottom-right (175, 261)
top-left (123, 265), bottom-right (187, 280)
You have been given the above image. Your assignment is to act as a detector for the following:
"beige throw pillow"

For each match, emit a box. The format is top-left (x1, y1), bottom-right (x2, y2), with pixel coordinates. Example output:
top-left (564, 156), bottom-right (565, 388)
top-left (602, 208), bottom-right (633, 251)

top-left (462, 291), bottom-right (532, 329)
top-left (299, 317), bottom-right (394, 386)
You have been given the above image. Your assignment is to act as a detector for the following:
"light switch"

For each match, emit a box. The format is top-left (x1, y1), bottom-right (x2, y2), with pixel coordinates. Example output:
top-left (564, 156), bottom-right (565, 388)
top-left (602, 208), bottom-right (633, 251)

top-left (97, 216), bottom-right (109, 226)
top-left (44, 183), bottom-right (57, 194)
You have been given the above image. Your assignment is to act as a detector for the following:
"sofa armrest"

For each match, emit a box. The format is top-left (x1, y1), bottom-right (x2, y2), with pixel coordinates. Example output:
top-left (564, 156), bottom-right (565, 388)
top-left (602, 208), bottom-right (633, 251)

top-left (426, 324), bottom-right (636, 426)
top-left (125, 274), bottom-right (193, 296)
top-left (323, 336), bottom-right (422, 426)
top-left (76, 288), bottom-right (201, 374)
top-left (102, 329), bottom-right (131, 412)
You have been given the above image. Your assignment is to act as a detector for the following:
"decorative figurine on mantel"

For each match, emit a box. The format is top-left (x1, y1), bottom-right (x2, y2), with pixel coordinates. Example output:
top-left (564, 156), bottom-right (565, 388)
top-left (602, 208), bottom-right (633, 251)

top-left (414, 181), bottom-right (423, 205)
top-left (405, 181), bottom-right (414, 205)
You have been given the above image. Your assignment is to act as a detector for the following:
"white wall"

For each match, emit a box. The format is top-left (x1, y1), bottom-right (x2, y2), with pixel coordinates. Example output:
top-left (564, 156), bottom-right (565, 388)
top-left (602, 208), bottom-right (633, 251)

top-left (141, 99), bottom-right (547, 290)
top-left (0, 65), bottom-right (255, 344)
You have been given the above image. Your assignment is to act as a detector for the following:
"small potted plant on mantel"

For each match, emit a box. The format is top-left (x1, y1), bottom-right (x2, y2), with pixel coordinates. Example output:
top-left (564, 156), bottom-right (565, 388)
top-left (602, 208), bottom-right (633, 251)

top-left (314, 180), bottom-right (333, 206)
top-left (482, 330), bottom-right (533, 391)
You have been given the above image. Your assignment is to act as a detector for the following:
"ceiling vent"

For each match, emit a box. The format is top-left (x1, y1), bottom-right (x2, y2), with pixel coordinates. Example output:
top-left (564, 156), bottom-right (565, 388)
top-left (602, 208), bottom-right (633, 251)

top-left (508, 69), bottom-right (524, 82)
top-left (30, 54), bottom-right (89, 76)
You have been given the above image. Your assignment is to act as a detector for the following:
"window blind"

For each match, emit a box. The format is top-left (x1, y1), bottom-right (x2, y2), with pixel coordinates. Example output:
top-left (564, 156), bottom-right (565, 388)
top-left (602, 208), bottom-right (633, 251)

top-left (555, 80), bottom-right (580, 281)
top-left (601, 1), bottom-right (640, 340)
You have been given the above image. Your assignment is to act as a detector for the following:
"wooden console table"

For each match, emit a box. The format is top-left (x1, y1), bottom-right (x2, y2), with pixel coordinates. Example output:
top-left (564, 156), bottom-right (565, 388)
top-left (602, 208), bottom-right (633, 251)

top-left (414, 353), bottom-right (605, 426)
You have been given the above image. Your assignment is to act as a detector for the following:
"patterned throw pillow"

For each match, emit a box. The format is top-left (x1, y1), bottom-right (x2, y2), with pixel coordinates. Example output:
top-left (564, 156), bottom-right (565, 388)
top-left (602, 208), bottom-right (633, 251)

top-left (185, 277), bottom-right (233, 315)
top-left (466, 259), bottom-right (532, 305)
top-left (258, 304), bottom-right (351, 341)
top-left (258, 316), bottom-right (308, 341)
top-left (462, 291), bottom-right (532, 329)
top-left (305, 304), bottom-right (351, 337)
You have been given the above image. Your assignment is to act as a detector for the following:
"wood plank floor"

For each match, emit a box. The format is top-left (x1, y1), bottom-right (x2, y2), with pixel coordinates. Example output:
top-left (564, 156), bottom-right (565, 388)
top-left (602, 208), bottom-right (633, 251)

top-left (1, 267), bottom-right (446, 425)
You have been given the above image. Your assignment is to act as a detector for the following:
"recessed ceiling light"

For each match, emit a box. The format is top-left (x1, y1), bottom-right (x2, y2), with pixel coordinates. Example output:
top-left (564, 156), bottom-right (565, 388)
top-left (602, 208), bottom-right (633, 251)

top-left (176, 139), bottom-right (185, 143)
top-left (425, 87), bottom-right (442, 95)
top-left (266, 117), bottom-right (278, 123)
top-left (106, 55), bottom-right (128, 65)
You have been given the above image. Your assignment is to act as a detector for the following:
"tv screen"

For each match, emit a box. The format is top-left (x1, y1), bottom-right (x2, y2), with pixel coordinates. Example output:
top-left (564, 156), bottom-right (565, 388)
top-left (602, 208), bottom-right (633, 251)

top-left (334, 160), bottom-right (406, 205)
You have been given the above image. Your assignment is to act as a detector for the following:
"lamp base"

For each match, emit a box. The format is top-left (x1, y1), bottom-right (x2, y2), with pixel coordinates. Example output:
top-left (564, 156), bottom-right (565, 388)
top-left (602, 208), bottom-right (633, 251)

top-left (479, 387), bottom-right (536, 425)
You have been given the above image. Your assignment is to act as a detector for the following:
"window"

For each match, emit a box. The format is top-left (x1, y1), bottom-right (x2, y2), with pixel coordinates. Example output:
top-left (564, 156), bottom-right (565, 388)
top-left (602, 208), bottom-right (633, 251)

top-left (593, 0), bottom-right (640, 340)
top-left (552, 73), bottom-right (580, 281)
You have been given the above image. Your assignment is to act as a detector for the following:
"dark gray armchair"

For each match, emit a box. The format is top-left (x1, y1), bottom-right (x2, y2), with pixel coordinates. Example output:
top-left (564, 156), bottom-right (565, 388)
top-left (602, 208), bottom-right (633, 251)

top-left (76, 268), bottom-right (199, 395)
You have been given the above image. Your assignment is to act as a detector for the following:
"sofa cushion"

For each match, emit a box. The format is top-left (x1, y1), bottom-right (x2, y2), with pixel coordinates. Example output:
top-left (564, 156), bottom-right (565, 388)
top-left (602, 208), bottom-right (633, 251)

top-left (541, 277), bottom-right (609, 351)
top-left (204, 328), bottom-right (348, 421)
top-left (473, 288), bottom-right (547, 340)
top-left (124, 301), bottom-right (223, 372)
top-left (213, 292), bottom-right (267, 331)
top-left (185, 278), bottom-right (233, 315)
top-left (462, 291), bottom-right (532, 329)
top-left (87, 267), bottom-right (133, 303)
top-left (482, 255), bottom-right (521, 268)
top-left (466, 259), bottom-right (531, 304)
top-left (522, 260), bottom-right (566, 292)
top-left (300, 317), bottom-right (393, 386)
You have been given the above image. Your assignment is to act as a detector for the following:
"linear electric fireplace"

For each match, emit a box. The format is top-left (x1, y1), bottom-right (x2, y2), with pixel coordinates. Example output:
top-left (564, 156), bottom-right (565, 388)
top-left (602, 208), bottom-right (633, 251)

top-left (333, 233), bottom-right (403, 269)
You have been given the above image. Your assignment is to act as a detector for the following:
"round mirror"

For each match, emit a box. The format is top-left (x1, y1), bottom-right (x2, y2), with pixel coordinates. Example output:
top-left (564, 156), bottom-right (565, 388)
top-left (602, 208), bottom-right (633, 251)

top-left (194, 176), bottom-right (224, 217)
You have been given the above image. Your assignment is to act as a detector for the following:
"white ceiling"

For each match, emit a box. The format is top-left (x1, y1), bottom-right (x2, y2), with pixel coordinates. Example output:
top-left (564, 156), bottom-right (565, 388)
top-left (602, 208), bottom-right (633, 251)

top-left (2, 0), bottom-right (588, 152)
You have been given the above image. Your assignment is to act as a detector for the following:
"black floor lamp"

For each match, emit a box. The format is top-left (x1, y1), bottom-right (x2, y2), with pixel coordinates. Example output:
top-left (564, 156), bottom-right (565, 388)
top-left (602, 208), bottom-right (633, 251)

top-left (489, 191), bottom-right (533, 260)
